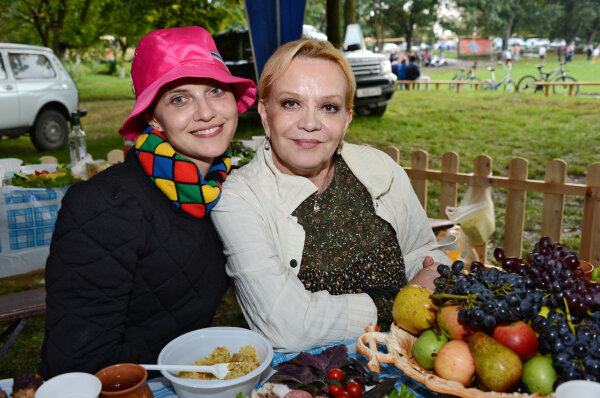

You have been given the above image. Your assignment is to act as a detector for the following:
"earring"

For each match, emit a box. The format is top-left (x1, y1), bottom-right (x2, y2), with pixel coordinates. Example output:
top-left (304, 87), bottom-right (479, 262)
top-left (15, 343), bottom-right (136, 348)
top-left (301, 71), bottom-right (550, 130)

top-left (264, 136), bottom-right (271, 151)
top-left (336, 141), bottom-right (343, 155)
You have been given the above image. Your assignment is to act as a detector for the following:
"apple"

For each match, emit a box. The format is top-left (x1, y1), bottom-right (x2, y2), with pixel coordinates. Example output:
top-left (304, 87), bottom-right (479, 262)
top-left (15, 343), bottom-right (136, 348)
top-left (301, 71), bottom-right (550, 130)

top-left (411, 328), bottom-right (449, 370)
top-left (433, 340), bottom-right (475, 387)
top-left (492, 321), bottom-right (538, 361)
top-left (437, 305), bottom-right (471, 340)
top-left (522, 355), bottom-right (557, 395)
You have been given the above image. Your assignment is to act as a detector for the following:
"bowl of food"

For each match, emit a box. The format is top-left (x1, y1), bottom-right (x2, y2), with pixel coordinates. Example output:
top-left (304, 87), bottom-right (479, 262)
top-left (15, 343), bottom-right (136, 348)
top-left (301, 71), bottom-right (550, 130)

top-left (157, 327), bottom-right (273, 398)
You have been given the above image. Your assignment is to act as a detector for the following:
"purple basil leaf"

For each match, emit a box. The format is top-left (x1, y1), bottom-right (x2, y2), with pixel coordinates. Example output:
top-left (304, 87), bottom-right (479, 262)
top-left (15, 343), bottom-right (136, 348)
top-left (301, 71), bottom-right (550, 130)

top-left (321, 345), bottom-right (348, 370)
top-left (269, 364), bottom-right (319, 386)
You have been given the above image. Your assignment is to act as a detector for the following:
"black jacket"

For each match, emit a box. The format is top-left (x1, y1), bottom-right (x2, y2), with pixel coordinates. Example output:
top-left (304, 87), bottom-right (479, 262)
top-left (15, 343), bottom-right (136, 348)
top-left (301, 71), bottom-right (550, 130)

top-left (406, 63), bottom-right (421, 81)
top-left (39, 150), bottom-right (229, 378)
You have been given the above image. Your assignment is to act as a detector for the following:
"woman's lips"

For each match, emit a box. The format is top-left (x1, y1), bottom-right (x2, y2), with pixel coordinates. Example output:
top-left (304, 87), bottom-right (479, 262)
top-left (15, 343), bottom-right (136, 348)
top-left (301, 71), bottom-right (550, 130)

top-left (293, 138), bottom-right (320, 149)
top-left (191, 125), bottom-right (221, 138)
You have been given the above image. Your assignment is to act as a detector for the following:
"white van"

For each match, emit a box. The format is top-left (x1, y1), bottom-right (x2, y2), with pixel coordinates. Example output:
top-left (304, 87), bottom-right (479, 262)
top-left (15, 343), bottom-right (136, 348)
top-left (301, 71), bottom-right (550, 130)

top-left (0, 43), bottom-right (81, 150)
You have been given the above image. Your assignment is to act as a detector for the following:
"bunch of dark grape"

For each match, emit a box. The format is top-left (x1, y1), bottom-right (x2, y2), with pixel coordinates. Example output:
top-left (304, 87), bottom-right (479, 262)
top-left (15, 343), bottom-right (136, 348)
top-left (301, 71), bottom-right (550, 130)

top-left (431, 236), bottom-right (600, 387)
top-left (531, 309), bottom-right (600, 384)
top-left (432, 261), bottom-right (544, 333)
top-left (493, 236), bottom-right (600, 314)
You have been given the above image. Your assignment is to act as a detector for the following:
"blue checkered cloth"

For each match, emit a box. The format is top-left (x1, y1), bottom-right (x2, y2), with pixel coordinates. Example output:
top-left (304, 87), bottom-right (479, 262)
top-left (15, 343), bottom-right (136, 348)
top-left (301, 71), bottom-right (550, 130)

top-left (147, 339), bottom-right (438, 397)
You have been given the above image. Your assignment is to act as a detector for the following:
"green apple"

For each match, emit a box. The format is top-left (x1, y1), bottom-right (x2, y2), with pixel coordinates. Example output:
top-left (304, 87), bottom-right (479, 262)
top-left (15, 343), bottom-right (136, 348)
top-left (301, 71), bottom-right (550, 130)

top-left (411, 328), bottom-right (448, 370)
top-left (522, 355), bottom-right (557, 395)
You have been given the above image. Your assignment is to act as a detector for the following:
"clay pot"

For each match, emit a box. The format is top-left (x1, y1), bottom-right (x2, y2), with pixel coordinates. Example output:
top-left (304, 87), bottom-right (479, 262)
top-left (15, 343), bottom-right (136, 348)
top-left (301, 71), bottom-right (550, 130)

top-left (579, 260), bottom-right (595, 280)
top-left (95, 363), bottom-right (153, 398)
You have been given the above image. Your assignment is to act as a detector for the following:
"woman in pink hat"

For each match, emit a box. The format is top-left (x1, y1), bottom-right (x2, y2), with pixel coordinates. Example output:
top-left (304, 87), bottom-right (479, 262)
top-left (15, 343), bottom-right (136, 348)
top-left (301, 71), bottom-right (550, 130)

top-left (39, 26), bottom-right (256, 378)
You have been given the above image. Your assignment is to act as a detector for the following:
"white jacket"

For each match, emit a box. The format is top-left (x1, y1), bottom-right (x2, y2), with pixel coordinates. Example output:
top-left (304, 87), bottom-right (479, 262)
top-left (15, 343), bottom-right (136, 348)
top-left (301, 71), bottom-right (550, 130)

top-left (212, 141), bottom-right (452, 352)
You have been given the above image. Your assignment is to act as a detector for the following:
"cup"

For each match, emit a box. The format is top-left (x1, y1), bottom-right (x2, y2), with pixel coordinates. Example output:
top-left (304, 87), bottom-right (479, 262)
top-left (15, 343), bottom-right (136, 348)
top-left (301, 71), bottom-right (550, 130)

top-left (94, 363), bottom-right (153, 398)
top-left (35, 372), bottom-right (101, 398)
top-left (579, 260), bottom-right (594, 280)
top-left (555, 380), bottom-right (600, 398)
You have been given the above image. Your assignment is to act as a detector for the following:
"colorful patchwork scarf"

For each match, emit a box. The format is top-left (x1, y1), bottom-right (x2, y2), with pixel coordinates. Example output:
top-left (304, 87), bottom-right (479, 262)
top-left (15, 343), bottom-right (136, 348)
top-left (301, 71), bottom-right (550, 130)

top-left (134, 126), bottom-right (231, 219)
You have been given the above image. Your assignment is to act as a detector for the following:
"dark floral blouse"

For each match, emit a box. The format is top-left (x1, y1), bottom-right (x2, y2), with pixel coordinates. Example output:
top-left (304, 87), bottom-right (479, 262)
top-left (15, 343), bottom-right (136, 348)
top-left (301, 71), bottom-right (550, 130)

top-left (293, 156), bottom-right (407, 330)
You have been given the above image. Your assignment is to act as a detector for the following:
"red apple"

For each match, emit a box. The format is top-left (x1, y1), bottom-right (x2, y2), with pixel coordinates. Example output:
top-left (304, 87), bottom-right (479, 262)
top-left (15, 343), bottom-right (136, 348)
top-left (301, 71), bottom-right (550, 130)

top-left (492, 321), bottom-right (538, 361)
top-left (433, 340), bottom-right (476, 387)
top-left (437, 305), bottom-right (471, 340)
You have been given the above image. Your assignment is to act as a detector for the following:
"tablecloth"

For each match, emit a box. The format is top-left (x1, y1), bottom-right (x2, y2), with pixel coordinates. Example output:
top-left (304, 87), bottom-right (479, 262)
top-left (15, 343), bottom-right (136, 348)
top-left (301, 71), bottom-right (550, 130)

top-left (146, 339), bottom-right (436, 397)
top-left (0, 186), bottom-right (69, 277)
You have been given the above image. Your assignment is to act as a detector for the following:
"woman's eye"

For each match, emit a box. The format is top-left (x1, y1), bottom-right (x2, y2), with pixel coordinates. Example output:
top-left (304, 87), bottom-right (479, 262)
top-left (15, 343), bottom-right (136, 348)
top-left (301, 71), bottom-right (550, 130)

top-left (171, 96), bottom-right (187, 105)
top-left (281, 100), bottom-right (299, 109)
top-left (210, 87), bottom-right (224, 95)
top-left (323, 104), bottom-right (339, 113)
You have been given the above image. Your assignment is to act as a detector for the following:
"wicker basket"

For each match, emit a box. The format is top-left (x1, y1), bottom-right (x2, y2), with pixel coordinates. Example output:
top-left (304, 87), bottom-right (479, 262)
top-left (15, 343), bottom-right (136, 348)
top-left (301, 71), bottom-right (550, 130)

top-left (356, 323), bottom-right (552, 398)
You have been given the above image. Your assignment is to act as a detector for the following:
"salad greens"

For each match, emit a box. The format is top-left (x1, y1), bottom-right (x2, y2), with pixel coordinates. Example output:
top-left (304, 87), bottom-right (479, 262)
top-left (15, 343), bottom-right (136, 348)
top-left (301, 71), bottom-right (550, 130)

top-left (268, 345), bottom-right (384, 396)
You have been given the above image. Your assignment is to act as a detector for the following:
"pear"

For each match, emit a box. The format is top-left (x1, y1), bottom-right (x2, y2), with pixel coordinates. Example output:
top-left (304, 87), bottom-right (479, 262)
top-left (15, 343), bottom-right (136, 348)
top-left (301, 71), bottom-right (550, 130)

top-left (392, 285), bottom-right (437, 334)
top-left (467, 331), bottom-right (523, 392)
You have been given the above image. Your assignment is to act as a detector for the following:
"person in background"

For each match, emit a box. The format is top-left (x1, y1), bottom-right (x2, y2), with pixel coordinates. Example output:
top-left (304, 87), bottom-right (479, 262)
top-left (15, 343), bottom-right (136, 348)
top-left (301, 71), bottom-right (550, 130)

top-left (406, 54), bottom-right (421, 81)
top-left (557, 45), bottom-right (563, 63)
top-left (592, 44), bottom-right (600, 64)
top-left (567, 41), bottom-right (575, 62)
top-left (211, 38), bottom-right (454, 353)
top-left (39, 26), bottom-right (256, 378)
top-left (397, 58), bottom-right (408, 81)
top-left (539, 45), bottom-right (547, 63)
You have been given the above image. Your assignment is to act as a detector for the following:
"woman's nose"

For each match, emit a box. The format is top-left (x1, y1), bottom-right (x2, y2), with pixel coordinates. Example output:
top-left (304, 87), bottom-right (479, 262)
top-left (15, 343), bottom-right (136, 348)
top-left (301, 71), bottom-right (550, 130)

top-left (193, 98), bottom-right (216, 121)
top-left (298, 107), bottom-right (321, 132)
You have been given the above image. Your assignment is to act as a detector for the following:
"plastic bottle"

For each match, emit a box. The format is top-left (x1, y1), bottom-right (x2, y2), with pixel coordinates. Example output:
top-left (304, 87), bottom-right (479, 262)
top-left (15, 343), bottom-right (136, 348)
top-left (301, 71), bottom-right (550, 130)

top-left (69, 112), bottom-right (87, 165)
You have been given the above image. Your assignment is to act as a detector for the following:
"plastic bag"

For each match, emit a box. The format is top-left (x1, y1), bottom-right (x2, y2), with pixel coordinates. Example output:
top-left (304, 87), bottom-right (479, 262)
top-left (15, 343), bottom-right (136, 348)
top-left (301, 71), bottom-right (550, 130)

top-left (445, 184), bottom-right (495, 246)
top-left (437, 225), bottom-right (480, 263)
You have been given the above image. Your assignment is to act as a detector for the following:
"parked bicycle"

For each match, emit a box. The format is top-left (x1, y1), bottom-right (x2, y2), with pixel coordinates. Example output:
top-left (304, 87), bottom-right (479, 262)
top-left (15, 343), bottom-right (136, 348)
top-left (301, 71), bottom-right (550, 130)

top-left (516, 62), bottom-right (578, 95)
top-left (483, 62), bottom-right (516, 92)
top-left (449, 62), bottom-right (481, 90)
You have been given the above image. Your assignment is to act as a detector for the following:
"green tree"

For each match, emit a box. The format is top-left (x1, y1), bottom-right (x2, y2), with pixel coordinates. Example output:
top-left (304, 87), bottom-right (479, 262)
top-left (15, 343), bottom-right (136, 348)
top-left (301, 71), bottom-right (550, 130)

top-left (305, 0), bottom-right (328, 33)
top-left (327, 0), bottom-right (342, 47)
top-left (450, 0), bottom-right (563, 49)
top-left (383, 0), bottom-right (439, 52)
top-left (0, 0), bottom-right (246, 60)
top-left (550, 0), bottom-right (600, 44)
top-left (344, 0), bottom-right (357, 29)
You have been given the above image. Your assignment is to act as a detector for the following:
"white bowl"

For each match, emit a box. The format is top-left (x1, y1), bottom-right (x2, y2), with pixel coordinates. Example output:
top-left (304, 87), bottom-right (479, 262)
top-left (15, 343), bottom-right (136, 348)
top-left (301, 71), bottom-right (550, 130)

top-left (158, 327), bottom-right (274, 398)
top-left (555, 380), bottom-right (600, 398)
top-left (21, 163), bottom-right (58, 175)
top-left (35, 372), bottom-right (101, 398)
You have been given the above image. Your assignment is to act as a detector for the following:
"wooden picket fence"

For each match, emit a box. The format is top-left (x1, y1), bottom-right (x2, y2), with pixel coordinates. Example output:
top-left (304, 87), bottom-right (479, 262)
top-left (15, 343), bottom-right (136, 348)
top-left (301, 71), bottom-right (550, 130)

top-left (384, 147), bottom-right (600, 265)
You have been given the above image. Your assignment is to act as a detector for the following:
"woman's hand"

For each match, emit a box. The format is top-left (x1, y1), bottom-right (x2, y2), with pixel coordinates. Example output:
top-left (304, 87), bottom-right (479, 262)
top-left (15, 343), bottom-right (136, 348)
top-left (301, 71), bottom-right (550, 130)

top-left (407, 256), bottom-right (439, 291)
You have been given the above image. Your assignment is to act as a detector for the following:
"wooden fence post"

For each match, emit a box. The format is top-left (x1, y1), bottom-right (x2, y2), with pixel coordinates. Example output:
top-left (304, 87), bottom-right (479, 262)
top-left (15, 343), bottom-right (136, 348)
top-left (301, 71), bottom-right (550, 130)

top-left (411, 150), bottom-right (429, 210)
top-left (580, 163), bottom-right (600, 264)
top-left (384, 146), bottom-right (400, 164)
top-left (504, 157), bottom-right (528, 257)
top-left (440, 152), bottom-right (459, 219)
top-left (472, 155), bottom-right (492, 262)
top-left (541, 159), bottom-right (567, 243)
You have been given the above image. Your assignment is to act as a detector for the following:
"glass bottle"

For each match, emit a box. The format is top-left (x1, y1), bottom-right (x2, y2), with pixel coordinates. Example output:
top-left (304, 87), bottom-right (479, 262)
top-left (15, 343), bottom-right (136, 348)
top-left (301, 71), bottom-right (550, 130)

top-left (68, 111), bottom-right (87, 165)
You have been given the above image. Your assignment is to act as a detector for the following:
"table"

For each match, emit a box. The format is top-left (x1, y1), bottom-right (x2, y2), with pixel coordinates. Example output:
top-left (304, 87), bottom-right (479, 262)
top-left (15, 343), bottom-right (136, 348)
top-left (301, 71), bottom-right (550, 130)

top-left (0, 186), bottom-right (68, 278)
top-left (146, 339), bottom-right (436, 397)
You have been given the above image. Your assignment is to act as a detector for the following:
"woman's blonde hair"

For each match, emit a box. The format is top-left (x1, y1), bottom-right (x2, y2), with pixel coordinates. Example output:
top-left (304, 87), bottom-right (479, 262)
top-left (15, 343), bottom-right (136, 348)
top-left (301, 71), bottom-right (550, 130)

top-left (259, 38), bottom-right (356, 111)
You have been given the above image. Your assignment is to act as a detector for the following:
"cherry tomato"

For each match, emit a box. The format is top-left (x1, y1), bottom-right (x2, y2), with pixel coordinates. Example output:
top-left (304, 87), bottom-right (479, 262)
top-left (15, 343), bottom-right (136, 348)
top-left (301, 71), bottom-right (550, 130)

top-left (328, 383), bottom-right (343, 396)
top-left (334, 392), bottom-right (351, 398)
top-left (345, 381), bottom-right (363, 398)
top-left (327, 368), bottom-right (344, 383)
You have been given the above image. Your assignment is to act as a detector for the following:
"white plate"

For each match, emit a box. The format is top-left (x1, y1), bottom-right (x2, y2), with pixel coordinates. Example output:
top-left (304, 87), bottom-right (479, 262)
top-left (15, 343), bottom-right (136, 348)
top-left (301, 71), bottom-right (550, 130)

top-left (20, 164), bottom-right (58, 175)
top-left (0, 378), bottom-right (13, 396)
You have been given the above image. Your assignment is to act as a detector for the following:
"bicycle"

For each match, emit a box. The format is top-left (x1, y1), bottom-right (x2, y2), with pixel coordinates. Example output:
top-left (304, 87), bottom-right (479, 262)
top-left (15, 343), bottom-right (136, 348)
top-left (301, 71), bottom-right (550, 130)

top-left (449, 62), bottom-right (481, 90)
top-left (483, 62), bottom-right (516, 92)
top-left (516, 62), bottom-right (578, 95)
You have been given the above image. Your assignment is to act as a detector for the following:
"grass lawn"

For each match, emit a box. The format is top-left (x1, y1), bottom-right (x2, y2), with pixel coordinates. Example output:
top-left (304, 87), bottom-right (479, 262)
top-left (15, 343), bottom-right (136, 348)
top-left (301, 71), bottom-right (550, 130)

top-left (0, 54), bottom-right (598, 379)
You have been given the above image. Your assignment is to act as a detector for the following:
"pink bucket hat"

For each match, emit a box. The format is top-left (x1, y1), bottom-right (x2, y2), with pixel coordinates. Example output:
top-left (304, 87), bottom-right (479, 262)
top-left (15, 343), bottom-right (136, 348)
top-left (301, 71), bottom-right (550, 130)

top-left (119, 26), bottom-right (257, 141)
